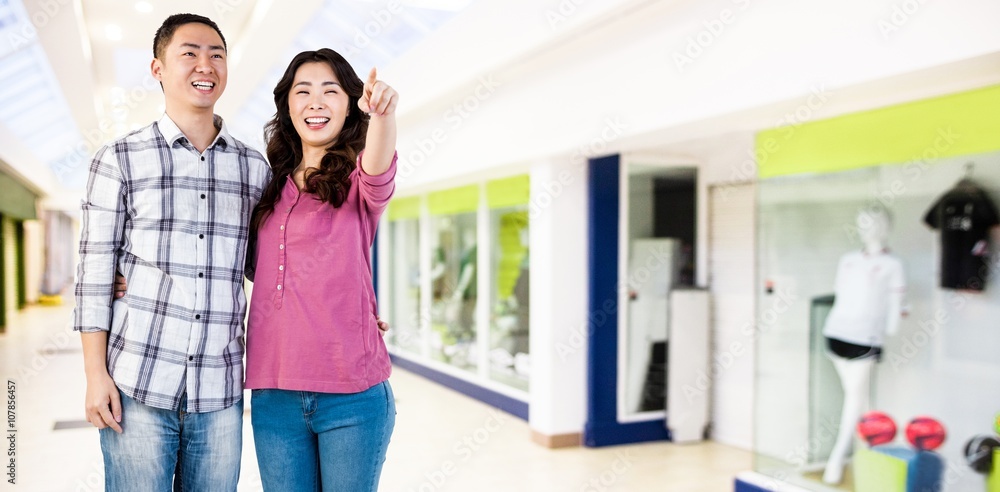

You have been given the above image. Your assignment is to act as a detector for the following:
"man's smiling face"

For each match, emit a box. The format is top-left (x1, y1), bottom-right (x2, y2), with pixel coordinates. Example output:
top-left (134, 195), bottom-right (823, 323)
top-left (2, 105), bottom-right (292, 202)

top-left (152, 22), bottom-right (228, 112)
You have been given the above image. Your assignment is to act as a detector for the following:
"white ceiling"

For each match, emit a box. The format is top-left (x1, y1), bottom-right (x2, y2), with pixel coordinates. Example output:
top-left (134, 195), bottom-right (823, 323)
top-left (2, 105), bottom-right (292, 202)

top-left (0, 0), bottom-right (474, 201)
top-left (17, 0), bottom-right (989, 209)
top-left (81, 0), bottom-right (259, 134)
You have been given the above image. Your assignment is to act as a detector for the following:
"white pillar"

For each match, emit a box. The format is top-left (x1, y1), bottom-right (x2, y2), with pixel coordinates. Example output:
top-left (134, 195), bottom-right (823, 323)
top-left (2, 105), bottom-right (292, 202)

top-left (528, 159), bottom-right (589, 447)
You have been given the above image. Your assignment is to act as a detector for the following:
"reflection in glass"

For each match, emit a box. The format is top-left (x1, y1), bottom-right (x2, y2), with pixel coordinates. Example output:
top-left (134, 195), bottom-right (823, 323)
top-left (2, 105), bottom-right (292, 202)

top-left (387, 219), bottom-right (421, 355)
top-left (621, 166), bottom-right (696, 420)
top-left (489, 207), bottom-right (530, 390)
top-left (429, 213), bottom-right (478, 372)
top-left (752, 159), bottom-right (1000, 490)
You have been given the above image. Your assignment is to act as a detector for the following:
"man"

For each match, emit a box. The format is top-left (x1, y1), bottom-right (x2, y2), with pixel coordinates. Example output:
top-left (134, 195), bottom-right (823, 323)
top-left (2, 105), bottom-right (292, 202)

top-left (73, 13), bottom-right (270, 490)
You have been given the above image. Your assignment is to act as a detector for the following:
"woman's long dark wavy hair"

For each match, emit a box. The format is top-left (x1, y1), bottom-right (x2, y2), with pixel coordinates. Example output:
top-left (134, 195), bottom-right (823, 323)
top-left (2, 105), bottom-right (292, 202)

top-left (250, 49), bottom-right (369, 233)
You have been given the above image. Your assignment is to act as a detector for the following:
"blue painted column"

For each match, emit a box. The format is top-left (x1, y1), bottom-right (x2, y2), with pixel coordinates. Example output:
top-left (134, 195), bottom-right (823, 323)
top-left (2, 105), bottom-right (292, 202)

top-left (584, 154), bottom-right (670, 447)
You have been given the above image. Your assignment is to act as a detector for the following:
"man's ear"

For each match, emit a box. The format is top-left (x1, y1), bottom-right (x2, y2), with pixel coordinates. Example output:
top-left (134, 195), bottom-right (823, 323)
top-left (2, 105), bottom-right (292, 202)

top-left (151, 58), bottom-right (163, 81)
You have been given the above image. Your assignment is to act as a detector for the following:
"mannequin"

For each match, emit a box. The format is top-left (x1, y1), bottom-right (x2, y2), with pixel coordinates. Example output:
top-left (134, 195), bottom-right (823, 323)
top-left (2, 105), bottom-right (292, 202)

top-left (821, 207), bottom-right (906, 484)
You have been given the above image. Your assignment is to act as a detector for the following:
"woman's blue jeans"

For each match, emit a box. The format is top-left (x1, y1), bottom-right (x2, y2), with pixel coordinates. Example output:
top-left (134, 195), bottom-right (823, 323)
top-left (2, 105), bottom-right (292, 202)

top-left (250, 381), bottom-right (396, 491)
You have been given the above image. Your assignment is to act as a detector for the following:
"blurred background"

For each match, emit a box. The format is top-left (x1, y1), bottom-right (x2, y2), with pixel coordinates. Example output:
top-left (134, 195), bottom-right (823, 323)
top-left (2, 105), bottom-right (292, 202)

top-left (1, 0), bottom-right (1000, 491)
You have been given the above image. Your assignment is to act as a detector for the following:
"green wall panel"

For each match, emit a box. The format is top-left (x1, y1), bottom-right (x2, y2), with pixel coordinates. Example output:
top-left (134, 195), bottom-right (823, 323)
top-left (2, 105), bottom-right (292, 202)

top-left (758, 84), bottom-right (1000, 178)
top-left (0, 172), bottom-right (38, 220)
top-left (428, 185), bottom-right (480, 216)
top-left (387, 196), bottom-right (421, 221)
top-left (487, 175), bottom-right (530, 209)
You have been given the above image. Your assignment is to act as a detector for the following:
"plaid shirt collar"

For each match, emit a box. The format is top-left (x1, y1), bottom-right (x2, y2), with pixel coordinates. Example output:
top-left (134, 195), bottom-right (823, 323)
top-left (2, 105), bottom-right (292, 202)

top-left (155, 113), bottom-right (234, 150)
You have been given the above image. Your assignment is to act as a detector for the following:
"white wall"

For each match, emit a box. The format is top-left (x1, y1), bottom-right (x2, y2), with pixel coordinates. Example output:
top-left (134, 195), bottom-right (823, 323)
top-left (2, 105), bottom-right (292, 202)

top-left (708, 183), bottom-right (756, 450)
top-left (387, 0), bottom-right (1000, 192)
top-left (0, 122), bottom-right (58, 200)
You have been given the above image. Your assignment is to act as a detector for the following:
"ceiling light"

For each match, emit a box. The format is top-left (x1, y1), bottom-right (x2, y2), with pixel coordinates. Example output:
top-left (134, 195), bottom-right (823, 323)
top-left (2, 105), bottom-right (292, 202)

top-left (400, 0), bottom-right (472, 11)
top-left (135, 1), bottom-right (153, 13)
top-left (105, 24), bottom-right (123, 41)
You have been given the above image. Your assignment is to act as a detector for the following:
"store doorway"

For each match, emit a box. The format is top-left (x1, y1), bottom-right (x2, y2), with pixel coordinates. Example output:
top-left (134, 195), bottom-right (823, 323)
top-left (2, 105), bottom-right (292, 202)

top-left (618, 165), bottom-right (697, 422)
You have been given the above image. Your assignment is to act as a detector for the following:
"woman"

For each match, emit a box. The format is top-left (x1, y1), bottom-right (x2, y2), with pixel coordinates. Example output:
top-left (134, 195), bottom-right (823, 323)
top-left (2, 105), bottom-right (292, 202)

top-left (245, 48), bottom-right (398, 491)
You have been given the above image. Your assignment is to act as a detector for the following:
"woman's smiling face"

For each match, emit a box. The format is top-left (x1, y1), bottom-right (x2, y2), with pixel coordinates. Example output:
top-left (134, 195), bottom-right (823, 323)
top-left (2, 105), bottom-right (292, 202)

top-left (288, 61), bottom-right (351, 152)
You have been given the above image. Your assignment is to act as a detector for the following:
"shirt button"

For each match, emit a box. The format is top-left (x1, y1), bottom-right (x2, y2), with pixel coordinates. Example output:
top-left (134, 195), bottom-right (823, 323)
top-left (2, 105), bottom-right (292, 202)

top-left (198, 272), bottom-right (204, 278)
top-left (280, 225), bottom-right (285, 231)
top-left (201, 156), bottom-right (206, 162)
top-left (188, 356), bottom-right (194, 361)
top-left (195, 314), bottom-right (201, 320)
top-left (199, 234), bottom-right (205, 239)
top-left (277, 285), bottom-right (282, 290)
top-left (279, 244), bottom-right (284, 250)
top-left (201, 194), bottom-right (206, 199)
top-left (287, 207), bottom-right (292, 212)
top-left (279, 265), bottom-right (284, 271)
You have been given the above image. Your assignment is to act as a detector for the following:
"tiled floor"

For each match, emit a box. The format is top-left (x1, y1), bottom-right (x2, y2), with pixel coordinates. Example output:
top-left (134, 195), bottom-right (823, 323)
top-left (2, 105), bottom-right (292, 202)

top-left (0, 303), bottom-right (751, 491)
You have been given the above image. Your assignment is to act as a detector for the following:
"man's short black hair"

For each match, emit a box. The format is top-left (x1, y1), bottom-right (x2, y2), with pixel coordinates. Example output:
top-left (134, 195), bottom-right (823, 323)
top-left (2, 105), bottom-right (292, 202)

top-left (153, 13), bottom-right (227, 59)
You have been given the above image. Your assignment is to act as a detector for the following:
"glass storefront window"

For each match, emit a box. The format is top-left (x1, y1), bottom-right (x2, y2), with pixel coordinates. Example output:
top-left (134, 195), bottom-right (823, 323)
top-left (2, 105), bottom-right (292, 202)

top-left (383, 177), bottom-right (530, 392)
top-left (429, 212), bottom-right (478, 372)
top-left (387, 218), bottom-right (421, 355)
top-left (488, 207), bottom-right (529, 390)
top-left (753, 157), bottom-right (1000, 491)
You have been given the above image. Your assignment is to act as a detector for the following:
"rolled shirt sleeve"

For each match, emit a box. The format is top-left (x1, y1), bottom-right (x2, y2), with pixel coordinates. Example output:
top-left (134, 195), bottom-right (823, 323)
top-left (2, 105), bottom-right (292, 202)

top-left (73, 145), bottom-right (127, 333)
top-left (356, 150), bottom-right (397, 217)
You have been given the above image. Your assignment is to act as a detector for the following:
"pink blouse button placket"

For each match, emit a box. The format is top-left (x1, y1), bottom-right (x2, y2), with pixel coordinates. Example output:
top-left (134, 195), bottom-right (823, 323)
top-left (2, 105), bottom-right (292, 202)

top-left (275, 199), bottom-right (296, 304)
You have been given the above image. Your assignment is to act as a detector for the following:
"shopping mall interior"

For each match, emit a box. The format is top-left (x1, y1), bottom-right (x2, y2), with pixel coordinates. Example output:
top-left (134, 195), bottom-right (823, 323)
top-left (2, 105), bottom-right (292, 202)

top-left (1, 0), bottom-right (999, 490)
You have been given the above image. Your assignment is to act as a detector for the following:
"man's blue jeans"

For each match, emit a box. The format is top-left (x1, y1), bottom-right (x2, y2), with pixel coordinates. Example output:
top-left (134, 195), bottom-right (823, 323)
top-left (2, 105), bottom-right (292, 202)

top-left (250, 381), bottom-right (396, 491)
top-left (99, 391), bottom-right (243, 491)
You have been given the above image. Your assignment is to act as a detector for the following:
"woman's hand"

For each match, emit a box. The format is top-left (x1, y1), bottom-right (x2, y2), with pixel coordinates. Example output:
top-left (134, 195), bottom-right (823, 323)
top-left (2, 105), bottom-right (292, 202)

top-left (114, 271), bottom-right (127, 299)
top-left (358, 67), bottom-right (398, 117)
top-left (358, 67), bottom-right (398, 176)
top-left (377, 316), bottom-right (390, 336)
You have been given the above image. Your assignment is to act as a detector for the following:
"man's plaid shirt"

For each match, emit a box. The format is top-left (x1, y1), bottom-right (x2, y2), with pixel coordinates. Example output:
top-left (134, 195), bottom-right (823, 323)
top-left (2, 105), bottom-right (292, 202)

top-left (73, 114), bottom-right (271, 413)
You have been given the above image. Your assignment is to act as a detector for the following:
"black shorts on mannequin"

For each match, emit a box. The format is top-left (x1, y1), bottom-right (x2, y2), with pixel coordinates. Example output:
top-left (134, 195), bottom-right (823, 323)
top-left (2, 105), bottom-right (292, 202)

top-left (826, 337), bottom-right (882, 362)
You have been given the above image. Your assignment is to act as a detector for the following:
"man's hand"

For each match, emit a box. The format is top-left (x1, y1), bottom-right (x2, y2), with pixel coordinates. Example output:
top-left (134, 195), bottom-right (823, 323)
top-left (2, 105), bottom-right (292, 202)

top-left (85, 370), bottom-right (122, 433)
top-left (113, 271), bottom-right (127, 299)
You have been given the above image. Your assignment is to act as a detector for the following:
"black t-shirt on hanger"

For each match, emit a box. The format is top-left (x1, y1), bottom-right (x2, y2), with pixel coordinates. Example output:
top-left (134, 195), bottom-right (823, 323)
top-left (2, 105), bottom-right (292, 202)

top-left (923, 180), bottom-right (999, 291)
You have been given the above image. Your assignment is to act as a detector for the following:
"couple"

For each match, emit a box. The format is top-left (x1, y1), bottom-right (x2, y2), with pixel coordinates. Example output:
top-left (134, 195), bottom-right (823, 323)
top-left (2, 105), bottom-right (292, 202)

top-left (72, 13), bottom-right (397, 491)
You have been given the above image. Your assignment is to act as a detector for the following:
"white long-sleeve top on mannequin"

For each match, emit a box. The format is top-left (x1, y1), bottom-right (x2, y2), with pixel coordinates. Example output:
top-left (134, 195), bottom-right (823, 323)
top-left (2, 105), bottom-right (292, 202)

top-left (822, 250), bottom-right (906, 347)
